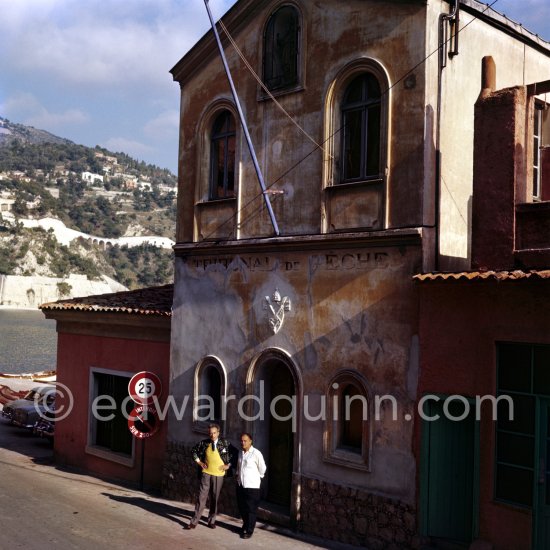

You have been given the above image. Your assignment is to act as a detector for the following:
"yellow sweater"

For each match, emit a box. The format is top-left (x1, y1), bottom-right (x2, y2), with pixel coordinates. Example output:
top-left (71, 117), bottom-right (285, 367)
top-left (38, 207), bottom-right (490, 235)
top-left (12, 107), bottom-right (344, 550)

top-left (203, 444), bottom-right (225, 477)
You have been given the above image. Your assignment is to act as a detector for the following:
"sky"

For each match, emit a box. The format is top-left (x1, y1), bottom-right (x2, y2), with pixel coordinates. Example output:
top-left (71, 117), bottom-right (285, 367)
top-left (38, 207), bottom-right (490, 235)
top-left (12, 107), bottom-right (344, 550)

top-left (1, 0), bottom-right (549, 175)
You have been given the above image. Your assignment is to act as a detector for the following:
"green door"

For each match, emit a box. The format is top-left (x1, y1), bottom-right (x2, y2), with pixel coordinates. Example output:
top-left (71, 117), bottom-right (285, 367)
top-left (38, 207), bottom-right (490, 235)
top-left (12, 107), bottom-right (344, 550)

top-left (421, 398), bottom-right (479, 544)
top-left (534, 398), bottom-right (550, 549)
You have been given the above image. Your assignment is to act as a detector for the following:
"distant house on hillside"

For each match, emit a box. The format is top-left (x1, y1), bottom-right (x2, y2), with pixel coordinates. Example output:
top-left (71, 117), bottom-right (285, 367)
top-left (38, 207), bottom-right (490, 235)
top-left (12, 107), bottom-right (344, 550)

top-left (136, 181), bottom-right (152, 191)
top-left (53, 164), bottom-right (69, 177)
top-left (10, 171), bottom-right (30, 182)
top-left (0, 197), bottom-right (13, 212)
top-left (94, 152), bottom-right (118, 165)
top-left (81, 171), bottom-right (104, 186)
top-left (121, 174), bottom-right (138, 190)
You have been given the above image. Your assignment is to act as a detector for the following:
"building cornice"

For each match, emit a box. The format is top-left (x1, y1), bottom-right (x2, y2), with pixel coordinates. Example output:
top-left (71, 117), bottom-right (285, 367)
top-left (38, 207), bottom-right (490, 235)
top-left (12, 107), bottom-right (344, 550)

top-left (170, 0), bottom-right (549, 88)
top-left (170, 0), bottom-right (265, 86)
top-left (459, 0), bottom-right (550, 55)
top-left (174, 228), bottom-right (422, 257)
top-left (41, 310), bottom-right (171, 342)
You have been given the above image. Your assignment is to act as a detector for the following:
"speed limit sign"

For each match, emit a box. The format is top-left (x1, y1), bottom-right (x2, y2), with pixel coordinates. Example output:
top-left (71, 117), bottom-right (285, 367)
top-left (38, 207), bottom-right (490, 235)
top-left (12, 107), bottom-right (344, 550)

top-left (128, 371), bottom-right (163, 405)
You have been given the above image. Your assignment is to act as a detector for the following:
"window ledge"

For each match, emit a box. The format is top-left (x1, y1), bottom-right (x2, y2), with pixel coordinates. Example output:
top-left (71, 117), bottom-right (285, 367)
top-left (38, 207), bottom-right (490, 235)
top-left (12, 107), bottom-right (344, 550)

top-left (196, 197), bottom-right (237, 207)
top-left (323, 450), bottom-right (370, 471)
top-left (326, 178), bottom-right (384, 192)
top-left (257, 84), bottom-right (305, 101)
top-left (85, 445), bottom-right (134, 468)
top-left (492, 497), bottom-right (532, 513)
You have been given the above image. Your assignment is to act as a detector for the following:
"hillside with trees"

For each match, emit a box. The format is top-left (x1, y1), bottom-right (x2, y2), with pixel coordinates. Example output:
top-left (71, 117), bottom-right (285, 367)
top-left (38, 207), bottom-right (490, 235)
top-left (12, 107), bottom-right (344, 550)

top-left (0, 117), bottom-right (176, 290)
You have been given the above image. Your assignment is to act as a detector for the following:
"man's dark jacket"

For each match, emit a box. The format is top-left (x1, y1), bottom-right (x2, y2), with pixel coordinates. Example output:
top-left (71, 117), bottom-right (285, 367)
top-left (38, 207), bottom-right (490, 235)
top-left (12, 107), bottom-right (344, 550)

top-left (191, 437), bottom-right (233, 467)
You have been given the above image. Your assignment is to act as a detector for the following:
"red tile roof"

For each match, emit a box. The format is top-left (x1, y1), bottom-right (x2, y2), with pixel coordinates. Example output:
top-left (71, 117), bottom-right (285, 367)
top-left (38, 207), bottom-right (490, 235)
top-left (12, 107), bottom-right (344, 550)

top-left (413, 270), bottom-right (550, 282)
top-left (39, 284), bottom-right (173, 316)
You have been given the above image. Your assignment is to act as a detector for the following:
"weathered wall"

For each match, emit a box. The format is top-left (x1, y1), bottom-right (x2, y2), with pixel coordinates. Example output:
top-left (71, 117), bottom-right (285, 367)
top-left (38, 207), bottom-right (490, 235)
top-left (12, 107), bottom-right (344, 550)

top-left (162, 440), bottom-right (420, 549)
top-left (168, 0), bottom-right (550, 545)
top-left (431, 1), bottom-right (550, 269)
top-left (174, 0), bottom-right (428, 244)
top-left (175, 0), bottom-right (550, 270)
top-left (53, 331), bottom-right (170, 489)
top-left (417, 280), bottom-right (550, 550)
top-left (471, 86), bottom-right (525, 269)
top-left (169, 237), bottom-right (421, 505)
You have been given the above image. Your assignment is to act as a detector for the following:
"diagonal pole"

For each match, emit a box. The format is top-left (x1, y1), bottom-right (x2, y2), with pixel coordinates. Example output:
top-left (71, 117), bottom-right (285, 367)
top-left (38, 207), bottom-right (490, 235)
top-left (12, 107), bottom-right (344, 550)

top-left (203, 0), bottom-right (280, 236)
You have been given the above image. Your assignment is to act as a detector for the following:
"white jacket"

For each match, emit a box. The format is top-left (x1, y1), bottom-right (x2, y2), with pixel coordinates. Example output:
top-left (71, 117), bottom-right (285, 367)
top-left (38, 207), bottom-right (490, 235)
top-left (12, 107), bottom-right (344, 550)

top-left (237, 446), bottom-right (267, 489)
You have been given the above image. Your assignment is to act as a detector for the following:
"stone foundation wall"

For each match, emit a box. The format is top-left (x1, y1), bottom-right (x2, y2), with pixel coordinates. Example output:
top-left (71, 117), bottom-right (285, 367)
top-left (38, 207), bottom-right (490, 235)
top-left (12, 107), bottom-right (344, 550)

top-left (162, 441), bottom-right (419, 548)
top-left (162, 440), bottom-right (239, 519)
top-left (299, 476), bottom-right (419, 549)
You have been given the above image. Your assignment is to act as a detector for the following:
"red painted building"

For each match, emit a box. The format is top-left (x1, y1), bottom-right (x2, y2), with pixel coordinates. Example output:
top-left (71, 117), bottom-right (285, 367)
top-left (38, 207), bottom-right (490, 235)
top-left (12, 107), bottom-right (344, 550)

top-left (415, 64), bottom-right (550, 549)
top-left (40, 285), bottom-right (172, 489)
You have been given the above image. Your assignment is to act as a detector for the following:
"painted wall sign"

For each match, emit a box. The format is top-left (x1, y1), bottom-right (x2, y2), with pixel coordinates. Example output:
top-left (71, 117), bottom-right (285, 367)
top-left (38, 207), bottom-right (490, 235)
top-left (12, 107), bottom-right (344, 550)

top-left (188, 251), bottom-right (390, 274)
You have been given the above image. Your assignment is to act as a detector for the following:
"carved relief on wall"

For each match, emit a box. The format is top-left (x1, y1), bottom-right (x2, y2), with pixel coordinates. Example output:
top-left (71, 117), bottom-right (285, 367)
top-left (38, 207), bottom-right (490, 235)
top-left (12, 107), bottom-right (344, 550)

top-left (263, 288), bottom-right (291, 334)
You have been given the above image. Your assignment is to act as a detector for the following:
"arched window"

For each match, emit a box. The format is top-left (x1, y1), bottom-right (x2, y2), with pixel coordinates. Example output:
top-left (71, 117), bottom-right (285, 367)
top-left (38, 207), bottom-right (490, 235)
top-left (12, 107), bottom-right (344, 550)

top-left (340, 383), bottom-right (363, 451)
top-left (322, 60), bottom-right (389, 232)
top-left (201, 364), bottom-right (222, 421)
top-left (210, 110), bottom-right (236, 200)
top-left (194, 357), bottom-right (227, 432)
top-left (324, 371), bottom-right (371, 470)
top-left (341, 73), bottom-right (381, 183)
top-left (263, 5), bottom-right (300, 92)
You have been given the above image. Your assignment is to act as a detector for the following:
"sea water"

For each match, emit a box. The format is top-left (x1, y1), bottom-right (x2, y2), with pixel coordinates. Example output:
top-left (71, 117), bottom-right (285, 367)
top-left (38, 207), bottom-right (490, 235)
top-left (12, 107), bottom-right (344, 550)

top-left (0, 309), bottom-right (57, 374)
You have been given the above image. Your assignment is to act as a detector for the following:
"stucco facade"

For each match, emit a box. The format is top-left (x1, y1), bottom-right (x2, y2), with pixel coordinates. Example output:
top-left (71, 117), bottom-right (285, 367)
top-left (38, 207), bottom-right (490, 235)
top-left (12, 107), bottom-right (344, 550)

top-left (413, 66), bottom-right (550, 548)
top-left (168, 0), bottom-right (550, 547)
top-left (41, 286), bottom-right (172, 490)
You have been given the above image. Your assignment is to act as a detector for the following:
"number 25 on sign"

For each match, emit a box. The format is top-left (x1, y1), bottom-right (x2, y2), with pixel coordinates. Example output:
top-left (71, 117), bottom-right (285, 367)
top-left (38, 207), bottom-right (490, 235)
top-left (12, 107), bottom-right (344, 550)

top-left (128, 371), bottom-right (163, 405)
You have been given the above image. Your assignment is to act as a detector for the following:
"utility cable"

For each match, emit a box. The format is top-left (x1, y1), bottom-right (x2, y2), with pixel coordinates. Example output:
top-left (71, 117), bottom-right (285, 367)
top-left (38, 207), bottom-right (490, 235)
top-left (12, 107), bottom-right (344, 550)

top-left (190, 0), bottom-right (501, 245)
top-left (218, 19), bottom-right (332, 159)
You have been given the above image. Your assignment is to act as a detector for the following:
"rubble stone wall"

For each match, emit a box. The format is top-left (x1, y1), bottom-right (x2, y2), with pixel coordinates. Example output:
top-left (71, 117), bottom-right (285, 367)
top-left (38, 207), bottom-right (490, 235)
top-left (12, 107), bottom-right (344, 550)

top-left (163, 441), bottom-right (419, 548)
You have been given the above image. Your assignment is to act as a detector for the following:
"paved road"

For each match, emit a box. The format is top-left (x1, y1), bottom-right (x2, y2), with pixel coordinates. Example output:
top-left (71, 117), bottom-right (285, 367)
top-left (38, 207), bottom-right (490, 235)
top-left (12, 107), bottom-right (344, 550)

top-left (0, 418), bottom-right (354, 550)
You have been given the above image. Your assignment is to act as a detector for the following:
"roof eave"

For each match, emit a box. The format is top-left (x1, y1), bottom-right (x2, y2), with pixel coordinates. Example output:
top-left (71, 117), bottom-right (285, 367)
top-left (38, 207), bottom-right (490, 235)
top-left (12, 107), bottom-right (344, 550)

top-left (170, 0), bottom-right (265, 86)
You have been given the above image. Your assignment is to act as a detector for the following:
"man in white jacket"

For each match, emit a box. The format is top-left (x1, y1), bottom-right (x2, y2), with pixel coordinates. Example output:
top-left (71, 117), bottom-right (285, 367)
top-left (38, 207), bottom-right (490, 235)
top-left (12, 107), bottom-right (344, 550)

top-left (236, 432), bottom-right (267, 539)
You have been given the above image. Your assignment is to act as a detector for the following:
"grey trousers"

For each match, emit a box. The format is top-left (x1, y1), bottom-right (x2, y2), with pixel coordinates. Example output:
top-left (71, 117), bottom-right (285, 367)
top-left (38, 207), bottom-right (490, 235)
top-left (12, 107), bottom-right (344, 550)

top-left (190, 473), bottom-right (224, 526)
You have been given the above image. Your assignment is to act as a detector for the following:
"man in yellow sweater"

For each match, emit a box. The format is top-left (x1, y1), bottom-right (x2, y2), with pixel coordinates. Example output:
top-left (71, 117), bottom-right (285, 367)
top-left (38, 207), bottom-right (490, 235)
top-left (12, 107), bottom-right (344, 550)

top-left (185, 423), bottom-right (232, 529)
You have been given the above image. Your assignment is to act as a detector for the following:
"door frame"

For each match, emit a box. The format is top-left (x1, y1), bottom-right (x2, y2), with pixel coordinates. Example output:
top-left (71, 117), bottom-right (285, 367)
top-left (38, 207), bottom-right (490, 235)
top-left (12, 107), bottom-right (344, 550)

top-left (245, 348), bottom-right (303, 523)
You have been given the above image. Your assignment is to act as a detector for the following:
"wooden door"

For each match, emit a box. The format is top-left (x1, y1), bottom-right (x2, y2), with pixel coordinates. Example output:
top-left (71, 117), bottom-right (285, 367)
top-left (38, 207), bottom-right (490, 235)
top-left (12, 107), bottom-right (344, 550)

top-left (267, 366), bottom-right (294, 507)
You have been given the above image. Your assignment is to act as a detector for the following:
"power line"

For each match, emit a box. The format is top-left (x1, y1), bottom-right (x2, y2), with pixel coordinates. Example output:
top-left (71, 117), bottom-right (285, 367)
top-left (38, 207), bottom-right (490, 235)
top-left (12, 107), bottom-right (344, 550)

top-left (190, 0), bottom-right (501, 245)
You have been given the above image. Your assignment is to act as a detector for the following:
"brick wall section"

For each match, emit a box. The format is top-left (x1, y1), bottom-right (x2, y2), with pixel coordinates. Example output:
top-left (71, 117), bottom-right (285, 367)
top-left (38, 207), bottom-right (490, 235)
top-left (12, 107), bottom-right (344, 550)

top-left (471, 86), bottom-right (526, 270)
top-left (299, 476), bottom-right (419, 549)
top-left (162, 440), bottom-right (239, 519)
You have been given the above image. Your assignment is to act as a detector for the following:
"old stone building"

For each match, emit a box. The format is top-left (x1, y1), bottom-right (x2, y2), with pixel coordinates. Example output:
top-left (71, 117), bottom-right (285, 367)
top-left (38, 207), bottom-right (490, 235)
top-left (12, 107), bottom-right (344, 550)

top-left (164, 0), bottom-right (550, 547)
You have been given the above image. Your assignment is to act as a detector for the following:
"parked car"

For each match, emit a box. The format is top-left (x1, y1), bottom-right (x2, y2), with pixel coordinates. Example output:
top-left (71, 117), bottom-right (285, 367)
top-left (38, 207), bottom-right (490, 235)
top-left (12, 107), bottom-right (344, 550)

top-left (2, 385), bottom-right (56, 430)
top-left (33, 411), bottom-right (55, 442)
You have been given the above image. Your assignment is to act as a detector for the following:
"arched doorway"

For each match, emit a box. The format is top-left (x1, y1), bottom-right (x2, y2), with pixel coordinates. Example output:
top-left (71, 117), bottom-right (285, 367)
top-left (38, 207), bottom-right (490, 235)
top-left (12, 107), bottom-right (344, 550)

top-left (248, 350), bottom-right (299, 512)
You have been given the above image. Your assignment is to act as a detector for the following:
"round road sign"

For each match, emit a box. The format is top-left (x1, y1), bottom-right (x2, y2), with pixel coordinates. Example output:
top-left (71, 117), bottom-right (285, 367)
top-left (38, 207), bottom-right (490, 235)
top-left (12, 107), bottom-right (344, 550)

top-left (128, 405), bottom-right (161, 439)
top-left (128, 371), bottom-right (163, 405)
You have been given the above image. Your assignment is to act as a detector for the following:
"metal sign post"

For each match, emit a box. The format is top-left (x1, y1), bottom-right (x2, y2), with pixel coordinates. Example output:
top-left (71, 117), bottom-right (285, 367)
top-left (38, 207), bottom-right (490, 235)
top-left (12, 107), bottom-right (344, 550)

top-left (128, 372), bottom-right (163, 491)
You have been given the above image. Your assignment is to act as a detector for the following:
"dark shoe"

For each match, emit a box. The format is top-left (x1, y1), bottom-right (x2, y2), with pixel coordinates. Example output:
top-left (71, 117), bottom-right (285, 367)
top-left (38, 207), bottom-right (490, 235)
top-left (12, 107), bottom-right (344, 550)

top-left (184, 523), bottom-right (196, 529)
top-left (243, 532), bottom-right (252, 539)
top-left (207, 523), bottom-right (216, 529)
